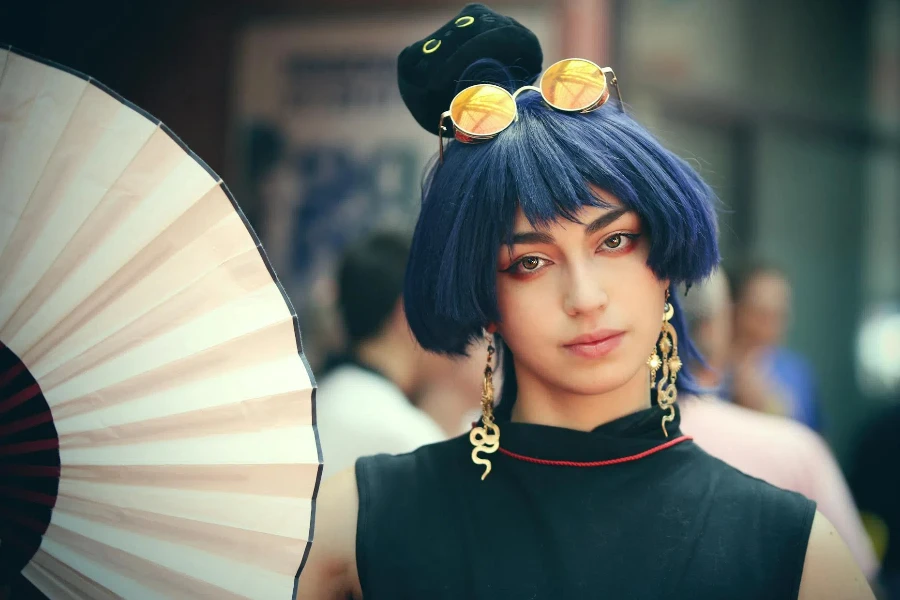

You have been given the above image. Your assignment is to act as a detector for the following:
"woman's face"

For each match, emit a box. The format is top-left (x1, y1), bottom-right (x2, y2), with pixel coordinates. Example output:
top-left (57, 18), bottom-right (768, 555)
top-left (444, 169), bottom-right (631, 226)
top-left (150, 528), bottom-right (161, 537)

top-left (494, 191), bottom-right (668, 399)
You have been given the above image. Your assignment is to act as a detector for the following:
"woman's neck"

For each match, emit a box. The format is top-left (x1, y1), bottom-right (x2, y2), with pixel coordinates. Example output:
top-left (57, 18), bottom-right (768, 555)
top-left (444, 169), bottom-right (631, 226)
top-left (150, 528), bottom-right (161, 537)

top-left (509, 366), bottom-right (652, 432)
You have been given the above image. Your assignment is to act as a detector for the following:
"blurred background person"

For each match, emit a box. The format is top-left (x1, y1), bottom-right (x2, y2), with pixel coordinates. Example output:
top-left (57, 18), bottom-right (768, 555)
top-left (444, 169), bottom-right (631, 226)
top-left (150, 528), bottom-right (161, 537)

top-left (729, 261), bottom-right (823, 430)
top-left (315, 231), bottom-right (452, 479)
top-left (677, 269), bottom-right (734, 391)
top-left (678, 270), bottom-right (879, 581)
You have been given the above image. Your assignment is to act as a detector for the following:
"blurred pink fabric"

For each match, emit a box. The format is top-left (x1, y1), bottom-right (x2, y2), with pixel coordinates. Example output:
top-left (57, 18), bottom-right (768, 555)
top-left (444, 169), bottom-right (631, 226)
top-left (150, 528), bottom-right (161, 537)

top-left (680, 395), bottom-right (878, 579)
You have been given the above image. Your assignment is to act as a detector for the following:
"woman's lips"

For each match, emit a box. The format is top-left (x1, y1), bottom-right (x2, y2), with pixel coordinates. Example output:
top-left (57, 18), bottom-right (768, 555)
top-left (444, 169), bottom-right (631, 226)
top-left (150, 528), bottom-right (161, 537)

top-left (563, 330), bottom-right (626, 359)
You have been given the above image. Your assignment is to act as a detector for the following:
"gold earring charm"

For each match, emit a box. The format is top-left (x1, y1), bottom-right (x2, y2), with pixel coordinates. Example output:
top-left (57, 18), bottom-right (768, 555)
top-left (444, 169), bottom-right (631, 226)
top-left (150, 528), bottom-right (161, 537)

top-left (650, 292), bottom-right (682, 437)
top-left (470, 337), bottom-right (500, 480)
top-left (647, 345), bottom-right (662, 390)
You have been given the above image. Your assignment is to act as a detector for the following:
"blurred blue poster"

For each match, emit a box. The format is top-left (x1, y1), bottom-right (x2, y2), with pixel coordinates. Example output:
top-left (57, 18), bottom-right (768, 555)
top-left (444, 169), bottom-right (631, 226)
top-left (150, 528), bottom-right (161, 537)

top-left (230, 10), bottom-right (556, 368)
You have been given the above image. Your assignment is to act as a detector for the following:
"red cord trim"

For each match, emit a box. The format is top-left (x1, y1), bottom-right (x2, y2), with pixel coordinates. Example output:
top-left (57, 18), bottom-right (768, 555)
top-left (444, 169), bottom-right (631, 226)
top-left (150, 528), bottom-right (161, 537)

top-left (497, 435), bottom-right (693, 467)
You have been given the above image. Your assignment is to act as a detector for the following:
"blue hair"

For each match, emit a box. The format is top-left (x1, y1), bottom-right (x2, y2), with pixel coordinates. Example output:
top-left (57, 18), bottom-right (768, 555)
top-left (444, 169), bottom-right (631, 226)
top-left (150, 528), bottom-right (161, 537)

top-left (403, 61), bottom-right (720, 398)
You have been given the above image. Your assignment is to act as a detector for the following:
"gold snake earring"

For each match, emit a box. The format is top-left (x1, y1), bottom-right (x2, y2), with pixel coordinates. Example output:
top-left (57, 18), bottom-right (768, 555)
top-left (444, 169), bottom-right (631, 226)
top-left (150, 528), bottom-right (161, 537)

top-left (647, 291), bottom-right (682, 436)
top-left (470, 335), bottom-right (500, 480)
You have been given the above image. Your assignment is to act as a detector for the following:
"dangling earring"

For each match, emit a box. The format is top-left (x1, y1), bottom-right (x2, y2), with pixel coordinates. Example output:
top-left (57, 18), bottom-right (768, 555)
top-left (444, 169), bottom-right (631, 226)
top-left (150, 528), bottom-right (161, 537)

top-left (470, 334), bottom-right (500, 480)
top-left (647, 290), bottom-right (682, 437)
top-left (647, 292), bottom-right (665, 391)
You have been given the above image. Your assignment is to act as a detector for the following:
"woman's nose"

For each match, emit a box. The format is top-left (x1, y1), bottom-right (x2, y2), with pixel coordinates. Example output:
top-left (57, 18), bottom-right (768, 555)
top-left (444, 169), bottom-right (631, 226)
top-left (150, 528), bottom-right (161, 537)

top-left (562, 263), bottom-right (609, 317)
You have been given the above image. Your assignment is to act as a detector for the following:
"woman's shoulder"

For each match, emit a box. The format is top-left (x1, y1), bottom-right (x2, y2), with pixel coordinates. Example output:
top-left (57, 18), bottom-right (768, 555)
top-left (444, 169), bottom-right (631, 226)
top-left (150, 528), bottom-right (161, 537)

top-left (680, 440), bottom-right (818, 528)
top-left (297, 437), bottom-right (466, 600)
top-left (295, 467), bottom-right (362, 599)
top-left (671, 442), bottom-right (820, 597)
top-left (798, 511), bottom-right (876, 599)
top-left (355, 433), bottom-right (472, 488)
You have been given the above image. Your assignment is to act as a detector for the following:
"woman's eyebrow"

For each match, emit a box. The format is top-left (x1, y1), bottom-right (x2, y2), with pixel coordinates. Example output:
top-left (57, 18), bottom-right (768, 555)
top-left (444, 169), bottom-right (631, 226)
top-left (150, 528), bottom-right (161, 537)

top-left (510, 230), bottom-right (555, 245)
top-left (584, 207), bottom-right (630, 235)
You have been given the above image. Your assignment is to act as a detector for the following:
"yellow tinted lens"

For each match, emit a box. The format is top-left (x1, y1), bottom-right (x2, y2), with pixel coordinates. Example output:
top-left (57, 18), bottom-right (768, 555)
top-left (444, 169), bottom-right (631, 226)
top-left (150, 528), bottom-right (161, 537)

top-left (540, 59), bottom-right (607, 111)
top-left (450, 84), bottom-right (516, 137)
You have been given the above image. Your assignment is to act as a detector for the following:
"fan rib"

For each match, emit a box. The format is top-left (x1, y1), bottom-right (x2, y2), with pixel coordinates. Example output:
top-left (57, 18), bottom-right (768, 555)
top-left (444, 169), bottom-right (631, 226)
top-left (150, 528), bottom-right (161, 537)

top-left (0, 409), bottom-right (53, 437)
top-left (24, 551), bottom-right (121, 600)
top-left (0, 464), bottom-right (60, 478)
top-left (59, 463), bottom-right (319, 497)
top-left (0, 484), bottom-right (56, 506)
top-left (0, 381), bottom-right (40, 415)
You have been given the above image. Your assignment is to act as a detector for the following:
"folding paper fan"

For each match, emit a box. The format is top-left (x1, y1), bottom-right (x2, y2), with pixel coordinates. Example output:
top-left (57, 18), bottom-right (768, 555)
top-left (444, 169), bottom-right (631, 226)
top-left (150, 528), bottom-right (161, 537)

top-left (0, 46), bottom-right (322, 599)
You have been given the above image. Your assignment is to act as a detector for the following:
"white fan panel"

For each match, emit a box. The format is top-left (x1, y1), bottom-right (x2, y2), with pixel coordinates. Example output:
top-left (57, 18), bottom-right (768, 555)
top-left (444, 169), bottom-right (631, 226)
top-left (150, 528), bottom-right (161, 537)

top-left (49, 513), bottom-right (294, 599)
top-left (0, 85), bottom-right (156, 332)
top-left (0, 54), bottom-right (88, 265)
top-left (53, 359), bottom-right (312, 434)
top-left (55, 478), bottom-right (312, 538)
top-left (42, 286), bottom-right (294, 400)
top-left (38, 539), bottom-right (192, 600)
top-left (60, 425), bottom-right (319, 467)
top-left (9, 134), bottom-right (218, 354)
top-left (28, 215), bottom-right (264, 380)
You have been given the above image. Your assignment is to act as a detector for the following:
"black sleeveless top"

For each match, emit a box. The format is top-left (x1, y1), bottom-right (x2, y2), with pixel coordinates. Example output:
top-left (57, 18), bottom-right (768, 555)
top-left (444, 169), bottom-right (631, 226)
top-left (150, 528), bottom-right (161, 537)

top-left (355, 404), bottom-right (816, 600)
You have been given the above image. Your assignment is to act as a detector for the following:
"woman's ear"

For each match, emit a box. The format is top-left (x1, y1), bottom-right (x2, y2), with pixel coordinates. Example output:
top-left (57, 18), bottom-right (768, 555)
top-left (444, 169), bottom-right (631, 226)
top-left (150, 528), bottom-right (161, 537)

top-left (485, 323), bottom-right (498, 334)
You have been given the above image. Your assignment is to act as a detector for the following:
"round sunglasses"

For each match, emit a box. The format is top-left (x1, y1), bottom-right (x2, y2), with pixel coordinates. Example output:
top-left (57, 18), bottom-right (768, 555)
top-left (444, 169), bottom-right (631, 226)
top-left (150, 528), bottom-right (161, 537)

top-left (438, 58), bottom-right (625, 162)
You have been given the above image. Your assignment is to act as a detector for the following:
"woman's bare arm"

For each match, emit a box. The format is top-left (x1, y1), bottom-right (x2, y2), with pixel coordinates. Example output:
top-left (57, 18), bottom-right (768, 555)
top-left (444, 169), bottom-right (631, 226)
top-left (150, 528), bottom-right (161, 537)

top-left (295, 467), bottom-right (362, 600)
top-left (798, 510), bottom-right (875, 600)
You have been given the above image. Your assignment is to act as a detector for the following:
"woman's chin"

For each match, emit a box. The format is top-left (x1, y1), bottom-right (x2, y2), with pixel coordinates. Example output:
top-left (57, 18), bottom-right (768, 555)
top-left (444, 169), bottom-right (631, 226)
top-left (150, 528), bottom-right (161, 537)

top-left (550, 364), bottom-right (643, 398)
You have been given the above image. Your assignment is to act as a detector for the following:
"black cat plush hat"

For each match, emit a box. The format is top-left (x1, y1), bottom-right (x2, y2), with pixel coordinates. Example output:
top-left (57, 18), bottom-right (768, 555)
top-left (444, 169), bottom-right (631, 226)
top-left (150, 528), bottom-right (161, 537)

top-left (396, 3), bottom-right (543, 136)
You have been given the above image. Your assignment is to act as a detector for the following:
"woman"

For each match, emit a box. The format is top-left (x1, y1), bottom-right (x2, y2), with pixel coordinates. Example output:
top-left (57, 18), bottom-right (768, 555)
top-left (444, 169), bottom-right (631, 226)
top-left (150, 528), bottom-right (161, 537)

top-left (297, 5), bottom-right (873, 599)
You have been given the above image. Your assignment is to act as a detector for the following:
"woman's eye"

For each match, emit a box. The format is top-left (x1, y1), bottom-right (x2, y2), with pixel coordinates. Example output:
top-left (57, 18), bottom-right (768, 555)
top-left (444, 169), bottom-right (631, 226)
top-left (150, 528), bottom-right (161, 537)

top-left (600, 232), bottom-right (640, 252)
top-left (505, 255), bottom-right (547, 274)
top-left (521, 256), bottom-right (541, 270)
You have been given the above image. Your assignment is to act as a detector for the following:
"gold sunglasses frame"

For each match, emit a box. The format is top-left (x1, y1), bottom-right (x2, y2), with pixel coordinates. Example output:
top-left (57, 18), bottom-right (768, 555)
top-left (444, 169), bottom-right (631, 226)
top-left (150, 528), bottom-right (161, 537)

top-left (437, 58), bottom-right (625, 163)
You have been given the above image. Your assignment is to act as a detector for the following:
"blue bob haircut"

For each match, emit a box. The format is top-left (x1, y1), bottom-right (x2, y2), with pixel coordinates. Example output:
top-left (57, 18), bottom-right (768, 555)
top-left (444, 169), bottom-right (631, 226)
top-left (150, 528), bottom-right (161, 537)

top-left (403, 60), bottom-right (720, 399)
